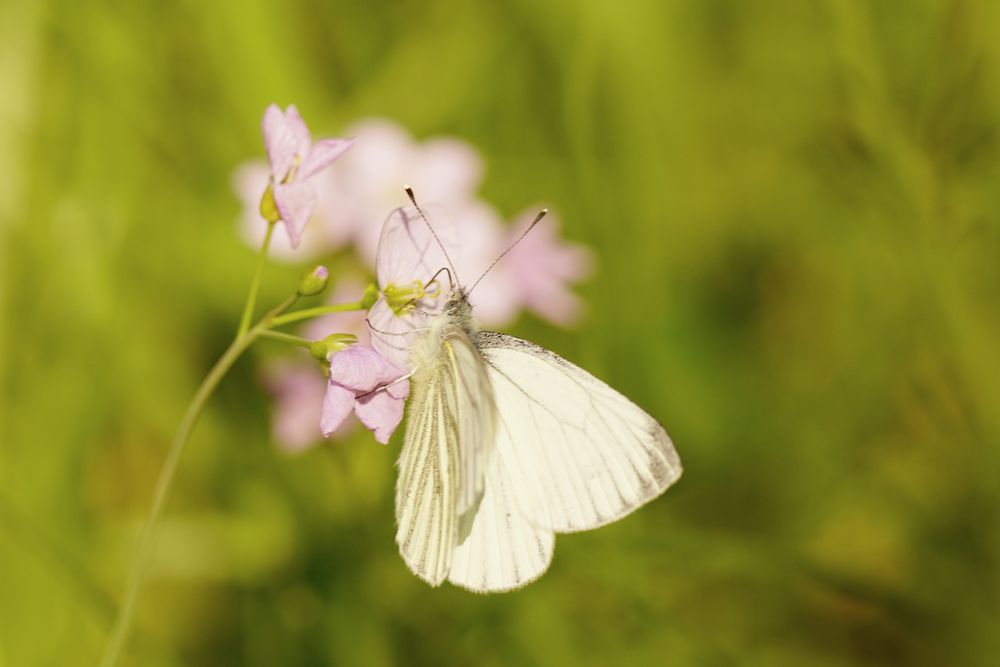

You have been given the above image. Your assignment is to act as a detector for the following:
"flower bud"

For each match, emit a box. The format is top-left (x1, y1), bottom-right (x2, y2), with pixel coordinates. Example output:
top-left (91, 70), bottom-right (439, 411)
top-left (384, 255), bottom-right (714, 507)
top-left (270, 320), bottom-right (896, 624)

top-left (298, 265), bottom-right (330, 297)
top-left (259, 182), bottom-right (281, 224)
top-left (310, 333), bottom-right (358, 360)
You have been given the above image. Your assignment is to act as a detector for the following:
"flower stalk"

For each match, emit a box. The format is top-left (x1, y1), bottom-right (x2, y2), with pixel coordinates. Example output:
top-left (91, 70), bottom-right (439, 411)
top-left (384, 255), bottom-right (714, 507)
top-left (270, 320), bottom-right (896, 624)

top-left (100, 289), bottom-right (297, 667)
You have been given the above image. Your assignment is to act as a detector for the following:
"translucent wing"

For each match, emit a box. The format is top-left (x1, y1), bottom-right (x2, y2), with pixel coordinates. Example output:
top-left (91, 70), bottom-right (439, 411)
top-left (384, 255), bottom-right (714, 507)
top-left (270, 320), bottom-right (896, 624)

top-left (375, 204), bottom-right (458, 291)
top-left (448, 458), bottom-right (554, 592)
top-left (395, 323), bottom-right (496, 585)
top-left (477, 332), bottom-right (682, 532)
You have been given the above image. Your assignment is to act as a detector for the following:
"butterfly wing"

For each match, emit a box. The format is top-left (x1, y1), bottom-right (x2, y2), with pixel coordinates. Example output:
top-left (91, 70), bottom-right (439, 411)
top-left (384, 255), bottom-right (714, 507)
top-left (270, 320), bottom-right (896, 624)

top-left (448, 457), bottom-right (554, 592)
top-left (395, 323), bottom-right (496, 586)
top-left (477, 332), bottom-right (682, 533)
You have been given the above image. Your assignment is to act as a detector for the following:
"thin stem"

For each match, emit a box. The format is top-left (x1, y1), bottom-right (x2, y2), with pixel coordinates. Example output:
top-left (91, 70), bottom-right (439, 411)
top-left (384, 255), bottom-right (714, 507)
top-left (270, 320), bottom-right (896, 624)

top-left (237, 221), bottom-right (275, 337)
top-left (258, 329), bottom-right (313, 348)
top-left (100, 294), bottom-right (297, 667)
top-left (270, 301), bottom-right (365, 327)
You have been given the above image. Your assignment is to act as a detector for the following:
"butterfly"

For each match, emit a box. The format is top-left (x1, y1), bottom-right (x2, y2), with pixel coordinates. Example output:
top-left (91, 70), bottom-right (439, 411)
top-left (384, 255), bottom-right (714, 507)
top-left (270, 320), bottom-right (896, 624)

top-left (367, 190), bottom-right (682, 592)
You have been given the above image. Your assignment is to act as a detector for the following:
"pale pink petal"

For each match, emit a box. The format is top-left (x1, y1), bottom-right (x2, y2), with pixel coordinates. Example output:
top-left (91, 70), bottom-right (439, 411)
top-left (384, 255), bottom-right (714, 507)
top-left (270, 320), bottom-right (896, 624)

top-left (234, 161), bottom-right (320, 262)
top-left (451, 202), bottom-right (519, 327)
top-left (328, 345), bottom-right (397, 392)
top-left (354, 390), bottom-right (405, 445)
top-left (385, 377), bottom-right (410, 400)
top-left (262, 105), bottom-right (307, 181)
top-left (274, 180), bottom-right (317, 249)
top-left (264, 364), bottom-right (327, 453)
top-left (505, 210), bottom-right (594, 326)
top-left (367, 298), bottom-right (428, 370)
top-left (299, 138), bottom-right (355, 181)
top-left (321, 383), bottom-right (355, 438)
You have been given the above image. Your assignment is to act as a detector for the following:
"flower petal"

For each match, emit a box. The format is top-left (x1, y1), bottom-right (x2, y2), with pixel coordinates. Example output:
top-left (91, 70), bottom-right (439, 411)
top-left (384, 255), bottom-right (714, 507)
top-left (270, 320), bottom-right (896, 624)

top-left (354, 389), bottom-right (406, 444)
top-left (505, 210), bottom-right (594, 326)
top-left (367, 299), bottom-right (428, 370)
top-left (320, 383), bottom-right (356, 438)
top-left (274, 180), bottom-right (316, 249)
top-left (262, 104), bottom-right (309, 181)
top-left (328, 344), bottom-right (398, 392)
top-left (385, 376), bottom-right (410, 400)
top-left (264, 363), bottom-right (327, 453)
top-left (299, 137), bottom-right (355, 181)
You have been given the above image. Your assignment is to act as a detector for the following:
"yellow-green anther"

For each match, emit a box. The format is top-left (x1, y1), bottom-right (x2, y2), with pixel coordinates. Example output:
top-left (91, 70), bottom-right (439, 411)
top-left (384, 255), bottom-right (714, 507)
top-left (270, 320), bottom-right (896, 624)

top-left (383, 280), bottom-right (426, 314)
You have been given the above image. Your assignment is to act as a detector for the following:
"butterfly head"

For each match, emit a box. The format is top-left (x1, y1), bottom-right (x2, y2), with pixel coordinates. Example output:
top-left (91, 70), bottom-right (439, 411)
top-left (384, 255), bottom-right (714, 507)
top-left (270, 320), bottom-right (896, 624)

top-left (445, 287), bottom-right (472, 318)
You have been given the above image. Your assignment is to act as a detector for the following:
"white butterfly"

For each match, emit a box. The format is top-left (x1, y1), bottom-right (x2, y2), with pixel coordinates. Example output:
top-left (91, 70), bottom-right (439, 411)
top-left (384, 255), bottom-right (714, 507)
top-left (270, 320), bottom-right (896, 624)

top-left (368, 195), bottom-right (682, 592)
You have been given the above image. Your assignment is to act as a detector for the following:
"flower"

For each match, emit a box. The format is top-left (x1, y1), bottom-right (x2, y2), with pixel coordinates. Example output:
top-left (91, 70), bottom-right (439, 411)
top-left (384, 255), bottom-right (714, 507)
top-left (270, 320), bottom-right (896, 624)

top-left (367, 204), bottom-right (458, 368)
top-left (367, 199), bottom-right (594, 371)
top-left (320, 118), bottom-right (484, 266)
top-left (490, 208), bottom-right (594, 327)
top-left (265, 278), bottom-right (372, 451)
top-left (263, 361), bottom-right (329, 453)
top-left (235, 118), bottom-right (484, 264)
top-left (261, 104), bottom-right (354, 249)
top-left (322, 344), bottom-right (410, 444)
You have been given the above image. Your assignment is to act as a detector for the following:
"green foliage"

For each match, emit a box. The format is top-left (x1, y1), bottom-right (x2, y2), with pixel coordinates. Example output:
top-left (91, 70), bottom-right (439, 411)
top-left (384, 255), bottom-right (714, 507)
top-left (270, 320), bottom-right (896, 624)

top-left (2, 1), bottom-right (999, 665)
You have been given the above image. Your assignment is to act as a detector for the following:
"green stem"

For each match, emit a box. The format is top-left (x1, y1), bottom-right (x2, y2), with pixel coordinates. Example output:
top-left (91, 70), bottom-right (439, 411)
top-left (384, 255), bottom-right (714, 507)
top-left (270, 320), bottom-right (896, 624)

top-left (237, 221), bottom-right (275, 337)
top-left (258, 329), bottom-right (313, 348)
top-left (270, 301), bottom-right (365, 327)
top-left (100, 294), bottom-right (297, 667)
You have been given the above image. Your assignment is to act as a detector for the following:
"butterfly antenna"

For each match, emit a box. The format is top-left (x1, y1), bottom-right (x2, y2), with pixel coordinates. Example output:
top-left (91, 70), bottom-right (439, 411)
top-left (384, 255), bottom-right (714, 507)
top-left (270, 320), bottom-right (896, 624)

top-left (469, 208), bottom-right (547, 295)
top-left (405, 186), bottom-right (461, 288)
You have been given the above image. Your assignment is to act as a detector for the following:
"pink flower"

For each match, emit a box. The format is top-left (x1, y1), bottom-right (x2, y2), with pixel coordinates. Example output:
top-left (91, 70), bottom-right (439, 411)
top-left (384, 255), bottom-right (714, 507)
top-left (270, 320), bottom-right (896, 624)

top-left (494, 208), bottom-right (594, 327)
top-left (265, 278), bottom-right (372, 452)
top-left (234, 118), bottom-right (481, 263)
top-left (367, 199), bottom-right (594, 370)
top-left (263, 361), bottom-right (329, 453)
top-left (322, 344), bottom-right (410, 444)
top-left (367, 204), bottom-right (459, 368)
top-left (234, 162), bottom-right (316, 262)
top-left (320, 119), bottom-right (484, 266)
top-left (261, 104), bottom-right (354, 249)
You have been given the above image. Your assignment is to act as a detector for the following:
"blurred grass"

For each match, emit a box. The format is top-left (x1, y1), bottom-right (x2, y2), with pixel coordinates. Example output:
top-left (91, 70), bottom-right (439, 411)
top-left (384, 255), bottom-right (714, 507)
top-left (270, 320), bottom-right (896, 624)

top-left (2, 0), bottom-right (1000, 665)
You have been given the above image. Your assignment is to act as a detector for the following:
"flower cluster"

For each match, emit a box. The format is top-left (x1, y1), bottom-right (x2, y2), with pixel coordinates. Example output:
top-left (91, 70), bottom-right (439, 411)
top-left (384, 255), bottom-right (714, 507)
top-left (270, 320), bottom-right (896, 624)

top-left (239, 105), bottom-right (593, 450)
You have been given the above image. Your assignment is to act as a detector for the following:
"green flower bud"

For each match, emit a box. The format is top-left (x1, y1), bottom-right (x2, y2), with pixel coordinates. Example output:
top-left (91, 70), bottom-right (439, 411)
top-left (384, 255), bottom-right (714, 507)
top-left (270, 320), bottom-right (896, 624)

top-left (259, 182), bottom-right (281, 224)
top-left (298, 265), bottom-right (330, 297)
top-left (310, 333), bottom-right (358, 360)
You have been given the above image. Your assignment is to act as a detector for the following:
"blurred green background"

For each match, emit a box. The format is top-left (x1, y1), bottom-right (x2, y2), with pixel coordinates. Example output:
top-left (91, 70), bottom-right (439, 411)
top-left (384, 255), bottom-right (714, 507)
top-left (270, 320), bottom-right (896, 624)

top-left (2, 1), bottom-right (1000, 665)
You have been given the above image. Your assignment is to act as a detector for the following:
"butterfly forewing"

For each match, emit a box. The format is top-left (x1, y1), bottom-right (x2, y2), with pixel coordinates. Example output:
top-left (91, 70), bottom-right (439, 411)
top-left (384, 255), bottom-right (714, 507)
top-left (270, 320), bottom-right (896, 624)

top-left (395, 368), bottom-right (458, 585)
top-left (478, 332), bottom-right (682, 533)
top-left (395, 323), bottom-right (496, 586)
